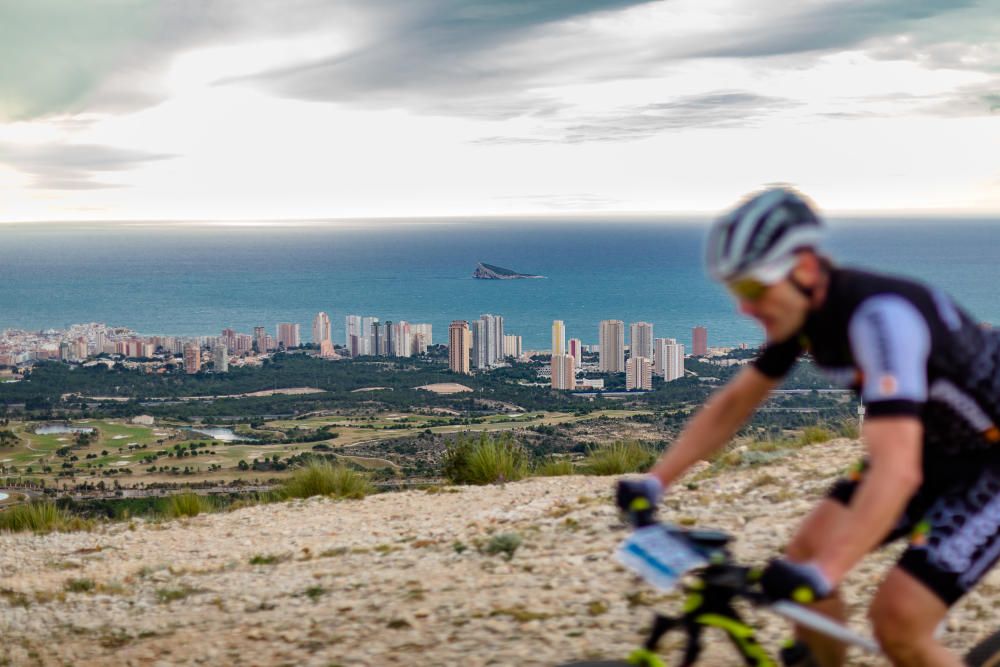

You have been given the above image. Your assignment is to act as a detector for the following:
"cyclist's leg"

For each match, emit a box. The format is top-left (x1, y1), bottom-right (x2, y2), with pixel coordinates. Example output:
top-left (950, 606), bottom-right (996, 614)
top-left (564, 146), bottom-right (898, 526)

top-left (784, 497), bottom-right (850, 667)
top-left (872, 464), bottom-right (1000, 666)
top-left (869, 567), bottom-right (961, 667)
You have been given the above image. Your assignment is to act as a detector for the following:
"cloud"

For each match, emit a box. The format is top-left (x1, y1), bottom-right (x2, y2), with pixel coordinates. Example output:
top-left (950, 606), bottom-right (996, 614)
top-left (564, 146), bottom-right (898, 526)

top-left (0, 142), bottom-right (173, 189)
top-left (474, 91), bottom-right (796, 144)
top-left (225, 0), bottom-right (655, 119)
top-left (685, 0), bottom-right (981, 60)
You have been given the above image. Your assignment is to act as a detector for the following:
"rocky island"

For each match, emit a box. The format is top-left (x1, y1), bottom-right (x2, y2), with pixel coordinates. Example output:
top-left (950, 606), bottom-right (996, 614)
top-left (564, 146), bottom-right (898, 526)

top-left (473, 262), bottom-right (545, 279)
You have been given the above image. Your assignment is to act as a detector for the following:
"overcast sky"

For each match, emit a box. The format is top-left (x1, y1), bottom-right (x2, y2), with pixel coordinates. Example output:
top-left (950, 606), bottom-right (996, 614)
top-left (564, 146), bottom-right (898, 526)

top-left (1, 0), bottom-right (998, 222)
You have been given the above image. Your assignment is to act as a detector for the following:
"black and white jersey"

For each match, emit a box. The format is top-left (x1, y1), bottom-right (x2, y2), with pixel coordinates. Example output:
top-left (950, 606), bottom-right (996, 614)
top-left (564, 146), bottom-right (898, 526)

top-left (754, 267), bottom-right (1000, 467)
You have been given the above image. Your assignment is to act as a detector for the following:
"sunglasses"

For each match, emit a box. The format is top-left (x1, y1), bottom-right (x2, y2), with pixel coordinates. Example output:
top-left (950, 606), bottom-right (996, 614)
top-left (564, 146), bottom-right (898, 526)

top-left (726, 277), bottom-right (771, 301)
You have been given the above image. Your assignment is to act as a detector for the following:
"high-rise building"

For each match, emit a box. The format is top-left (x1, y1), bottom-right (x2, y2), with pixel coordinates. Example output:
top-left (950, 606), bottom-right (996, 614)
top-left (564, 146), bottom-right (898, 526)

top-left (630, 322), bottom-right (654, 362)
top-left (626, 356), bottom-right (653, 390)
top-left (362, 316), bottom-right (380, 355)
top-left (312, 312), bottom-right (331, 346)
top-left (392, 321), bottom-right (411, 357)
top-left (371, 321), bottom-right (383, 356)
top-left (599, 320), bottom-right (625, 373)
top-left (503, 334), bottom-right (522, 359)
top-left (212, 343), bottom-right (229, 373)
top-left (551, 354), bottom-right (576, 390)
top-left (183, 343), bottom-right (201, 374)
top-left (473, 314), bottom-right (503, 368)
top-left (384, 321), bottom-right (394, 357)
top-left (568, 338), bottom-right (583, 366)
top-left (411, 323), bottom-right (432, 355)
top-left (277, 323), bottom-right (301, 349)
top-left (654, 338), bottom-right (685, 381)
top-left (319, 340), bottom-right (337, 358)
top-left (345, 315), bottom-right (362, 349)
top-left (449, 321), bottom-right (471, 375)
top-left (552, 320), bottom-right (566, 356)
top-left (253, 326), bottom-right (268, 353)
top-left (692, 326), bottom-right (708, 357)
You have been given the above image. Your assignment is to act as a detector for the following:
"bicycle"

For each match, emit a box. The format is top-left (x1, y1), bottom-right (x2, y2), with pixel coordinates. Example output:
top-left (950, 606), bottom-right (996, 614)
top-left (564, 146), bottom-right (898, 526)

top-left (557, 522), bottom-right (1000, 666)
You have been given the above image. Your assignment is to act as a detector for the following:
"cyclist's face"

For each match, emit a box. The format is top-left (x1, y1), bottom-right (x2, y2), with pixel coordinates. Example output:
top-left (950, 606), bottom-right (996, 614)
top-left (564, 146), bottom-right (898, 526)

top-left (732, 273), bottom-right (811, 342)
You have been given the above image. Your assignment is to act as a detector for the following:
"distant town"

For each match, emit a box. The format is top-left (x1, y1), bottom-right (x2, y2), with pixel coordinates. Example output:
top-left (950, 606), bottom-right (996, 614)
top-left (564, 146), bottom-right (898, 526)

top-left (0, 314), bottom-right (754, 393)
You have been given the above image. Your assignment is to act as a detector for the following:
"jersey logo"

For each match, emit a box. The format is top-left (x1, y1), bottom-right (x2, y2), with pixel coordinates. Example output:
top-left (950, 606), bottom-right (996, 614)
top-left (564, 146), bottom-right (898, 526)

top-left (878, 374), bottom-right (899, 396)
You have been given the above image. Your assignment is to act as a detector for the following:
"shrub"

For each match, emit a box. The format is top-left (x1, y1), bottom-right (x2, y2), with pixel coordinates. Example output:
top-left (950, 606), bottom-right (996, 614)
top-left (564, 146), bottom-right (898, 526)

top-left (533, 457), bottom-right (575, 477)
top-left (0, 502), bottom-right (92, 533)
top-left (443, 433), bottom-right (529, 485)
top-left (162, 493), bottom-right (213, 519)
top-left (582, 440), bottom-right (656, 476)
top-left (484, 532), bottom-right (522, 560)
top-left (282, 461), bottom-right (372, 499)
top-left (800, 426), bottom-right (834, 445)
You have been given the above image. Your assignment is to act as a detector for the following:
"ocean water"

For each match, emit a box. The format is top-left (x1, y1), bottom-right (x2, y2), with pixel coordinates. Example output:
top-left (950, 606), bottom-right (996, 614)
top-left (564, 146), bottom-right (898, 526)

top-left (0, 217), bottom-right (997, 349)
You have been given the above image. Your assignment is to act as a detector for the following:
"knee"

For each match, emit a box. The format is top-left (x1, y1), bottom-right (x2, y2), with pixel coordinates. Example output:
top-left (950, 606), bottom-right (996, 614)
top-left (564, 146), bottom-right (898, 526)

top-left (784, 530), bottom-right (818, 562)
top-left (869, 595), bottom-right (930, 659)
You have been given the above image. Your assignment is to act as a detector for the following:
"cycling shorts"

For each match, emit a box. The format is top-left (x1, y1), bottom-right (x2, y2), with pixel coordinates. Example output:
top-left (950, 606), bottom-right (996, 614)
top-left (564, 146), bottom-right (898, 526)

top-left (829, 461), bottom-right (1000, 605)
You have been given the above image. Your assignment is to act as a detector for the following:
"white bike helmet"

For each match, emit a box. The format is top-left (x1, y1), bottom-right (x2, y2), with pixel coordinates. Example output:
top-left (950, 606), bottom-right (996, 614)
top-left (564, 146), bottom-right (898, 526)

top-left (707, 187), bottom-right (824, 284)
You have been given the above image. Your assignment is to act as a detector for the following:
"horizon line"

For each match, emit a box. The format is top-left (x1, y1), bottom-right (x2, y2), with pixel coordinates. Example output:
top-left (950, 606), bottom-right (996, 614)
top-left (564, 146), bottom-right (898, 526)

top-left (2, 207), bottom-right (999, 227)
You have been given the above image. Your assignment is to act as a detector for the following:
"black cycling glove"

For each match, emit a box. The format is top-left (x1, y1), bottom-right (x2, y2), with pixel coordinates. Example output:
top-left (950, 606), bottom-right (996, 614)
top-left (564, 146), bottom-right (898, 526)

top-left (760, 558), bottom-right (833, 604)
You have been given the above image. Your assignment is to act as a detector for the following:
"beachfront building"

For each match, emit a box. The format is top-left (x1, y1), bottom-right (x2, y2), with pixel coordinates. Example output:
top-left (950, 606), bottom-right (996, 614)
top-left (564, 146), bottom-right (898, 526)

top-left (626, 356), bottom-right (653, 390)
top-left (411, 323), bottom-right (432, 355)
top-left (551, 354), bottom-right (576, 390)
top-left (503, 334), bottom-right (522, 359)
top-left (552, 320), bottom-right (566, 356)
top-left (212, 343), bottom-right (229, 373)
top-left (630, 322), bottom-right (654, 362)
top-left (473, 314), bottom-right (504, 368)
top-left (313, 312), bottom-right (331, 346)
top-left (599, 320), bottom-right (625, 373)
top-left (568, 338), bottom-right (583, 366)
top-left (692, 326), bottom-right (708, 357)
top-left (449, 321), bottom-right (471, 375)
top-left (183, 343), bottom-right (201, 374)
top-left (654, 337), bottom-right (685, 381)
top-left (277, 323), bottom-right (301, 349)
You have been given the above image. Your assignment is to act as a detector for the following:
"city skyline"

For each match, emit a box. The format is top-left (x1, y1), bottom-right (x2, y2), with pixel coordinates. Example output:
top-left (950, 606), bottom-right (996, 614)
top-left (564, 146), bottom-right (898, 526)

top-left (1, 2), bottom-right (997, 223)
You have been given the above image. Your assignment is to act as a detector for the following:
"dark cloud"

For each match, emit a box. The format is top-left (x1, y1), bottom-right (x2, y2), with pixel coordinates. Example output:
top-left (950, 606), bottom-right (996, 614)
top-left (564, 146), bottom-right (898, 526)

top-left (687, 0), bottom-right (981, 59)
top-left (0, 142), bottom-right (173, 189)
top-left (225, 0), bottom-right (655, 119)
top-left (475, 91), bottom-right (796, 144)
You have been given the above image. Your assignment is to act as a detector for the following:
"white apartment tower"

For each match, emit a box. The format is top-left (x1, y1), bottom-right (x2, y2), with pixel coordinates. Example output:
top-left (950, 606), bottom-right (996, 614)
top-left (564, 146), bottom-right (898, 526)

top-left (599, 320), bottom-right (625, 373)
top-left (626, 356), bottom-right (653, 390)
top-left (630, 322), bottom-right (654, 362)
top-left (654, 337), bottom-right (685, 382)
top-left (551, 354), bottom-right (576, 390)
top-left (568, 338), bottom-right (583, 366)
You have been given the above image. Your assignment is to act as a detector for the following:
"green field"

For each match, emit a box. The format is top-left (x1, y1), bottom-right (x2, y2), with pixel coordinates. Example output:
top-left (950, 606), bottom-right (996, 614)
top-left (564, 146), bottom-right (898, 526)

top-left (0, 409), bottom-right (652, 487)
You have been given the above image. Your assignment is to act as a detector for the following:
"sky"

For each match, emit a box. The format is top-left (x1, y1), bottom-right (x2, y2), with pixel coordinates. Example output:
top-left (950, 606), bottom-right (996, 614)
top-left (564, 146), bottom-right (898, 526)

top-left (0, 0), bottom-right (998, 222)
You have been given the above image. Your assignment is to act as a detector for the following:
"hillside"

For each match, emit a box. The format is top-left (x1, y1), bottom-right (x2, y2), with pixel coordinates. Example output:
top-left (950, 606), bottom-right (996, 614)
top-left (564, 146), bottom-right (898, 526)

top-left (0, 438), bottom-right (997, 666)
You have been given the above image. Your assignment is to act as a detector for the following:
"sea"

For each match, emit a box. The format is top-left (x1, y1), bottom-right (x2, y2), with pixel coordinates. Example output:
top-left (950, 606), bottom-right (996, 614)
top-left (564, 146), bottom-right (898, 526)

top-left (0, 216), bottom-right (998, 350)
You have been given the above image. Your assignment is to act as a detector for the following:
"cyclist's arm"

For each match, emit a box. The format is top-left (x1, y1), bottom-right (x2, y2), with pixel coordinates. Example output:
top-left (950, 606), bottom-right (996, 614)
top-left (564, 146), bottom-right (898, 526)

top-left (812, 294), bottom-right (931, 583)
top-left (814, 417), bottom-right (922, 583)
top-left (649, 365), bottom-right (779, 487)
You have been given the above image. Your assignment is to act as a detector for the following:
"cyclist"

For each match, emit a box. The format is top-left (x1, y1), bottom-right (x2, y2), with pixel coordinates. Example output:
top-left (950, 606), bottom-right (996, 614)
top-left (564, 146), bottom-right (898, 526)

top-left (617, 187), bottom-right (1000, 667)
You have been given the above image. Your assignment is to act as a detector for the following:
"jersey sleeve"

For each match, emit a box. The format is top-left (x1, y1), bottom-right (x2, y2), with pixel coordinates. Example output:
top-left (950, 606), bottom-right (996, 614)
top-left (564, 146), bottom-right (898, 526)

top-left (752, 335), bottom-right (803, 379)
top-left (847, 295), bottom-right (931, 418)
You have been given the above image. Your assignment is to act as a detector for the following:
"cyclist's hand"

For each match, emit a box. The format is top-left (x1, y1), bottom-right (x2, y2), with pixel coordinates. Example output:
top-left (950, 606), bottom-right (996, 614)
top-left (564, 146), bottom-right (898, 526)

top-left (615, 475), bottom-right (663, 526)
top-left (760, 558), bottom-right (833, 604)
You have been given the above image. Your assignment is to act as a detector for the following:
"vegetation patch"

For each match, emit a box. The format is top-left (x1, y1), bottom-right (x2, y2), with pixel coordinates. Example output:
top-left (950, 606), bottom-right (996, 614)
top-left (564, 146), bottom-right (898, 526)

top-left (282, 461), bottom-right (373, 499)
top-left (483, 532), bottom-right (522, 560)
top-left (0, 502), bottom-right (93, 534)
top-left (443, 433), bottom-right (529, 485)
top-left (161, 493), bottom-right (214, 519)
top-left (581, 440), bottom-right (656, 475)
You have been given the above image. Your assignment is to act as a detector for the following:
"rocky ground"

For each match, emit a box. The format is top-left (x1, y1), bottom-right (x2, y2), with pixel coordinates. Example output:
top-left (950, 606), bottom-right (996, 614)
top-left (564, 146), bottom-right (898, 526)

top-left (1, 438), bottom-right (998, 666)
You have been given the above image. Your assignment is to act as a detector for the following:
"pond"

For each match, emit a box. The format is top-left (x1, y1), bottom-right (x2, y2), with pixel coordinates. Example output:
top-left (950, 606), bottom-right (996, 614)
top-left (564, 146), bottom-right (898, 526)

top-left (185, 427), bottom-right (255, 442)
top-left (35, 425), bottom-right (95, 435)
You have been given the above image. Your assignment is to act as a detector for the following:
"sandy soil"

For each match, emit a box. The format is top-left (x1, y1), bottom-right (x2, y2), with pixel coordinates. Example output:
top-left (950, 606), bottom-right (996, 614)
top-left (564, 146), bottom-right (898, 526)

top-left (0, 438), bottom-right (997, 666)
